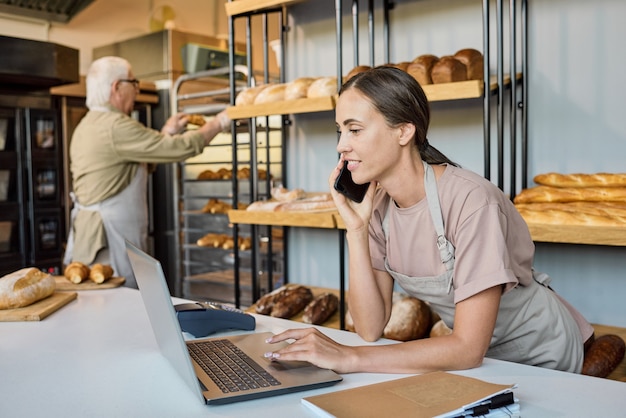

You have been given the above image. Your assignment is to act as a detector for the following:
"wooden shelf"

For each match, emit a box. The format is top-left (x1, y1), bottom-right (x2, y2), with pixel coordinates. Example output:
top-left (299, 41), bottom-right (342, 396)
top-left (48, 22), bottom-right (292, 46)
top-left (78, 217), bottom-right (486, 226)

top-left (225, 0), bottom-right (307, 17)
top-left (225, 75), bottom-right (516, 120)
top-left (526, 223), bottom-right (626, 247)
top-left (228, 209), bottom-right (339, 229)
top-left (226, 96), bottom-right (335, 119)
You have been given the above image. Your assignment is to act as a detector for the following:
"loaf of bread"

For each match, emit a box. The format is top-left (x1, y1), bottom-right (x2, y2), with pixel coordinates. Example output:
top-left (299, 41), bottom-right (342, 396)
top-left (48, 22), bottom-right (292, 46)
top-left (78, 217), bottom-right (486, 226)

top-left (235, 84), bottom-right (270, 106)
top-left (271, 187), bottom-right (307, 202)
top-left (64, 261), bottom-right (90, 284)
top-left (254, 83), bottom-right (286, 104)
top-left (254, 285), bottom-right (289, 315)
top-left (429, 319), bottom-right (453, 338)
top-left (534, 172), bottom-right (626, 188)
top-left (284, 77), bottom-right (316, 100)
top-left (513, 185), bottom-right (626, 204)
top-left (517, 207), bottom-right (626, 227)
top-left (307, 76), bottom-right (338, 98)
top-left (407, 54), bottom-right (440, 86)
top-left (302, 292), bottom-right (339, 325)
top-left (201, 198), bottom-right (232, 214)
top-left (345, 65), bottom-right (371, 81)
top-left (0, 267), bottom-right (56, 310)
top-left (383, 296), bottom-right (432, 341)
top-left (271, 285), bottom-right (314, 318)
top-left (276, 194), bottom-right (336, 212)
top-left (196, 233), bottom-right (228, 248)
top-left (431, 56), bottom-right (468, 84)
top-left (383, 62), bottom-right (410, 72)
top-left (582, 334), bottom-right (626, 378)
top-left (454, 48), bottom-right (484, 81)
top-left (186, 114), bottom-right (206, 126)
top-left (89, 263), bottom-right (114, 284)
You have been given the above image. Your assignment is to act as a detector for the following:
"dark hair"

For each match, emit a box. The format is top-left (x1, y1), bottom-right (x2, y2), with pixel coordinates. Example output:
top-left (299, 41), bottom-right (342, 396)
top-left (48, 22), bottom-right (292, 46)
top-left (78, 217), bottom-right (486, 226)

top-left (339, 66), bottom-right (458, 166)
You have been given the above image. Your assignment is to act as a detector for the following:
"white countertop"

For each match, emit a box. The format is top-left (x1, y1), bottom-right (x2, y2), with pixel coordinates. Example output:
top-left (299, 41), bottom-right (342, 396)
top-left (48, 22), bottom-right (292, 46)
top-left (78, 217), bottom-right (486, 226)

top-left (0, 287), bottom-right (624, 417)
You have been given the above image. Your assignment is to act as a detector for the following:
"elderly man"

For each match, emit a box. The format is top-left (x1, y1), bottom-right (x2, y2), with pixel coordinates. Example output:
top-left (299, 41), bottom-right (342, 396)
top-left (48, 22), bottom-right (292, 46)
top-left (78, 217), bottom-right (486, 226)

top-left (64, 56), bottom-right (230, 287)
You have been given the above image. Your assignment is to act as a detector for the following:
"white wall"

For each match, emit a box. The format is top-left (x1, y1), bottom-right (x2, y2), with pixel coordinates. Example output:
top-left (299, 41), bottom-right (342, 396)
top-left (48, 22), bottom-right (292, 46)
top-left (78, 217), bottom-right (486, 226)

top-left (283, 0), bottom-right (626, 327)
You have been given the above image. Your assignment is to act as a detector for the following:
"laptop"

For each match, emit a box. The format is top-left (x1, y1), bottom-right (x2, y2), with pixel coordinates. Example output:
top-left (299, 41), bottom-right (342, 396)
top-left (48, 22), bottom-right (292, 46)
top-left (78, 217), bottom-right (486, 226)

top-left (125, 241), bottom-right (343, 405)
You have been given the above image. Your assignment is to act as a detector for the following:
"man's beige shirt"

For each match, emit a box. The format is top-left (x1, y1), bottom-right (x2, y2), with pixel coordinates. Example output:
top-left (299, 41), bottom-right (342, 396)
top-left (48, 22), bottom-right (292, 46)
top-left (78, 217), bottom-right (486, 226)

top-left (69, 106), bottom-right (206, 262)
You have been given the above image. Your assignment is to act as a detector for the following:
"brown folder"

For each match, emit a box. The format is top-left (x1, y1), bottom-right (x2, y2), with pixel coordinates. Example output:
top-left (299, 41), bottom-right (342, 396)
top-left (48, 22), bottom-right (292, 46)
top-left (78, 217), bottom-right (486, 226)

top-left (301, 371), bottom-right (515, 418)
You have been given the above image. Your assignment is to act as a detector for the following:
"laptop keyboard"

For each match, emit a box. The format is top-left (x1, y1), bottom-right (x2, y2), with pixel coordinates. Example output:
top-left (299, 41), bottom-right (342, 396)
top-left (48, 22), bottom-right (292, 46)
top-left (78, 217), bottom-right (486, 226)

top-left (188, 339), bottom-right (282, 393)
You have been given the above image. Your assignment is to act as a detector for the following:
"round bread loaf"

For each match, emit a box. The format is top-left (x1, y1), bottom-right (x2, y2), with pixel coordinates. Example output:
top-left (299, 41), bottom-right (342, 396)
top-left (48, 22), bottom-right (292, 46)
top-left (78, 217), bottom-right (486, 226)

top-left (454, 48), bottom-right (484, 81)
top-left (431, 56), bottom-right (468, 84)
top-left (253, 83), bottom-right (286, 104)
top-left (284, 77), bottom-right (316, 100)
top-left (407, 54), bottom-right (440, 85)
top-left (0, 267), bottom-right (56, 310)
top-left (307, 76), bottom-right (338, 98)
top-left (429, 319), bottom-right (453, 338)
top-left (235, 84), bottom-right (270, 106)
top-left (345, 65), bottom-right (372, 81)
top-left (383, 296), bottom-right (432, 341)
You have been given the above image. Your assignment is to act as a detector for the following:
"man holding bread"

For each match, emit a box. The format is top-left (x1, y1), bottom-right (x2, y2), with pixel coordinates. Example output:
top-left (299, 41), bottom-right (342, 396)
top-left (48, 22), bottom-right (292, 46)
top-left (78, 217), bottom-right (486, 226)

top-left (264, 66), bottom-right (601, 375)
top-left (63, 56), bottom-right (230, 288)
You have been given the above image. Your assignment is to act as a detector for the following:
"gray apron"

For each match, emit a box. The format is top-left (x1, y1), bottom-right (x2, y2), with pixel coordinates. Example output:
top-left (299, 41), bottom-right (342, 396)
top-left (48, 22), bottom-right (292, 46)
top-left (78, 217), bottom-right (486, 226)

top-left (382, 161), bottom-right (584, 372)
top-left (64, 164), bottom-right (148, 289)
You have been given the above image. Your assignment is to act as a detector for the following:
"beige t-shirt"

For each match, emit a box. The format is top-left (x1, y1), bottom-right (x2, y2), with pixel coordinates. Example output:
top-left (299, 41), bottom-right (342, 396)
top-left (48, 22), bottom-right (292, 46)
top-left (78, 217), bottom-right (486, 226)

top-left (369, 164), bottom-right (532, 303)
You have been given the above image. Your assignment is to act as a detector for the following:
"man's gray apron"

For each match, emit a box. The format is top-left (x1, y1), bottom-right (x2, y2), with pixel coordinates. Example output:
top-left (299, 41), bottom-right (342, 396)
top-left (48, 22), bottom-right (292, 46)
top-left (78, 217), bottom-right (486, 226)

top-left (382, 161), bottom-right (583, 372)
top-left (64, 164), bottom-right (148, 289)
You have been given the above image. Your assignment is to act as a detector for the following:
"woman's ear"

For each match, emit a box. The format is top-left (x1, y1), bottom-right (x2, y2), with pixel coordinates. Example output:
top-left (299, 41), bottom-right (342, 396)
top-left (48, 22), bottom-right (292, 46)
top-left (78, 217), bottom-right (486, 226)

top-left (398, 123), bottom-right (416, 146)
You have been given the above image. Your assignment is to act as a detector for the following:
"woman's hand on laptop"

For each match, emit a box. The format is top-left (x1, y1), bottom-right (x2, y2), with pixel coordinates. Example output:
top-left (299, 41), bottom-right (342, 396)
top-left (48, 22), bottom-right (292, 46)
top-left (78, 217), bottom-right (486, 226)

top-left (264, 328), bottom-right (355, 373)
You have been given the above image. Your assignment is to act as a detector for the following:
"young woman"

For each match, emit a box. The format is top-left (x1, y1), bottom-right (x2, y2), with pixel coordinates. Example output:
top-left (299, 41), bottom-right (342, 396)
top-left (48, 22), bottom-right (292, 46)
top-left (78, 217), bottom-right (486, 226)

top-left (264, 66), bottom-right (593, 374)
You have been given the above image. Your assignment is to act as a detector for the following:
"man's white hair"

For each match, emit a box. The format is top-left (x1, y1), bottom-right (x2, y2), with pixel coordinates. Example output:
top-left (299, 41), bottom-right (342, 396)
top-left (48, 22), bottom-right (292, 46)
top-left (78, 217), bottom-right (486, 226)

top-left (85, 56), bottom-right (132, 110)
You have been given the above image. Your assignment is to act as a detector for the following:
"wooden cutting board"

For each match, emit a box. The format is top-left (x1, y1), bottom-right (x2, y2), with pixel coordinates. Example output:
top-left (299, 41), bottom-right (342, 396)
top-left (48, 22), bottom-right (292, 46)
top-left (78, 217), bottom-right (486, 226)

top-left (0, 292), bottom-right (77, 321)
top-left (54, 276), bottom-right (125, 291)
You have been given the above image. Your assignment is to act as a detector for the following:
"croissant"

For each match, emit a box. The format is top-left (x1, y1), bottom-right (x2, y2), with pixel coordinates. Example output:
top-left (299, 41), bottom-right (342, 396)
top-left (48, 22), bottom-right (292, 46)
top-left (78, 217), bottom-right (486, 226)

top-left (89, 263), bottom-right (114, 284)
top-left (64, 262), bottom-right (90, 284)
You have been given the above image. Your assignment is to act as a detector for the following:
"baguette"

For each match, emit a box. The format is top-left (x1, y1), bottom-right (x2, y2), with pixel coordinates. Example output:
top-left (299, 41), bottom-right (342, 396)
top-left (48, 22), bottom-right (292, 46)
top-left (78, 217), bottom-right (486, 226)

top-left (516, 207), bottom-right (626, 227)
top-left (534, 172), bottom-right (626, 188)
top-left (0, 267), bottom-right (56, 310)
top-left (64, 261), bottom-right (90, 284)
top-left (89, 263), bottom-right (114, 284)
top-left (513, 185), bottom-right (626, 204)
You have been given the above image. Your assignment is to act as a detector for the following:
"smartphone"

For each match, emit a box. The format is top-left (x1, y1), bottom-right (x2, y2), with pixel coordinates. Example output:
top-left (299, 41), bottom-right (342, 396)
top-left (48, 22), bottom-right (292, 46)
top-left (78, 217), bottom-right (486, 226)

top-left (333, 161), bottom-right (370, 203)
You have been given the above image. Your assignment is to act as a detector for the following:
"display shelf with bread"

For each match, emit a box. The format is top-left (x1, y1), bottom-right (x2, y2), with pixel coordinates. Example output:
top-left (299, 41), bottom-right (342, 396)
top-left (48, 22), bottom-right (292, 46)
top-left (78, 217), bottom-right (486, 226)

top-left (514, 172), bottom-right (626, 246)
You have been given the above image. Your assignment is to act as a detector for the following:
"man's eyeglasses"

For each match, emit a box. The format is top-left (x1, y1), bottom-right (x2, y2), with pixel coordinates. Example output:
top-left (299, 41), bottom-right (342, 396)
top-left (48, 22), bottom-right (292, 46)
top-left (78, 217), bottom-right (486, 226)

top-left (119, 79), bottom-right (140, 88)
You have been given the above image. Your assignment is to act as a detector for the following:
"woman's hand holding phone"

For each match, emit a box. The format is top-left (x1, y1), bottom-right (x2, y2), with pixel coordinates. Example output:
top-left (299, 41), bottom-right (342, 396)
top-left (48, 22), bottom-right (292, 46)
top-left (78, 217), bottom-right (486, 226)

top-left (329, 158), bottom-right (375, 233)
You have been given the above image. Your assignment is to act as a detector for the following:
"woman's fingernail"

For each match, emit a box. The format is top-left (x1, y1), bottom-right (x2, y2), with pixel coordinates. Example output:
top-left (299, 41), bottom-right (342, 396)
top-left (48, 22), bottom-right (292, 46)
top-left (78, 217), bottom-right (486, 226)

top-left (264, 352), bottom-right (273, 358)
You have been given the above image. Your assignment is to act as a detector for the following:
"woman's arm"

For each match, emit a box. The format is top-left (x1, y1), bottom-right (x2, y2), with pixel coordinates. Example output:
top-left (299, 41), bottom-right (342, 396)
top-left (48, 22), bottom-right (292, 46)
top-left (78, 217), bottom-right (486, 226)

top-left (265, 285), bottom-right (501, 374)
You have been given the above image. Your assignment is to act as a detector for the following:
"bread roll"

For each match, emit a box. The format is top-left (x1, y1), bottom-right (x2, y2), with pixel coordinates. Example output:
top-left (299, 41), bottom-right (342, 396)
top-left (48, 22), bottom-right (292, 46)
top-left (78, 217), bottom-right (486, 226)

top-left (582, 334), bottom-right (625, 378)
top-left (186, 114), bottom-right (206, 126)
top-left (407, 54), bottom-right (439, 86)
top-left (302, 292), bottom-right (339, 325)
top-left (307, 76), bottom-right (338, 98)
top-left (235, 84), bottom-right (270, 106)
top-left (429, 319), bottom-right (453, 338)
top-left (0, 267), bottom-right (55, 310)
top-left (513, 185), bottom-right (626, 204)
top-left (253, 83), bottom-right (286, 104)
top-left (345, 65), bottom-right (371, 81)
top-left (64, 261), bottom-right (90, 284)
top-left (383, 296), bottom-right (432, 341)
top-left (284, 77), bottom-right (316, 100)
top-left (382, 62), bottom-right (410, 72)
top-left (196, 233), bottom-right (228, 248)
top-left (534, 172), bottom-right (626, 188)
top-left (89, 263), bottom-right (114, 284)
top-left (454, 48), bottom-right (484, 81)
top-left (431, 56), bottom-right (468, 84)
